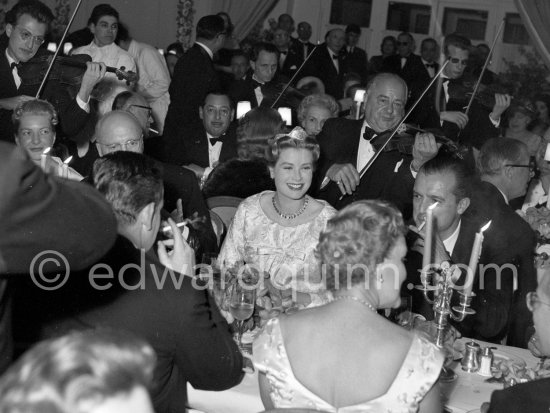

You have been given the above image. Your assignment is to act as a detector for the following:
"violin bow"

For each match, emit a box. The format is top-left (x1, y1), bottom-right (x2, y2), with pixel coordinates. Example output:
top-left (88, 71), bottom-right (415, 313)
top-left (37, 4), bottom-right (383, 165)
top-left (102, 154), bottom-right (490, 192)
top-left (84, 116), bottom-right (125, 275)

top-left (463, 18), bottom-right (506, 116)
top-left (36, 0), bottom-right (85, 98)
top-left (338, 61), bottom-right (450, 201)
top-left (270, 43), bottom-right (319, 109)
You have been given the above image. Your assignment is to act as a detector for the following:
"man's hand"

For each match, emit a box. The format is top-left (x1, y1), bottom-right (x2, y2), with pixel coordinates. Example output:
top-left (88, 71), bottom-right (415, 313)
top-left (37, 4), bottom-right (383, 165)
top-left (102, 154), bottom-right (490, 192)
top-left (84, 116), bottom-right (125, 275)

top-left (157, 217), bottom-right (195, 276)
top-left (411, 133), bottom-right (440, 172)
top-left (184, 163), bottom-right (206, 179)
top-left (490, 93), bottom-right (512, 121)
top-left (78, 62), bottom-right (107, 103)
top-left (440, 111), bottom-right (469, 129)
top-left (0, 95), bottom-right (34, 110)
top-left (326, 163), bottom-right (360, 195)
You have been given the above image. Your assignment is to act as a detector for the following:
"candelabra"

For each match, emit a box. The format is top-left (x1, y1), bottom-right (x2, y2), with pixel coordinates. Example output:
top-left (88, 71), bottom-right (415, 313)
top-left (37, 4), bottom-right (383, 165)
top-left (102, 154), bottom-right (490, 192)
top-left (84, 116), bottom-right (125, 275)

top-left (416, 261), bottom-right (476, 382)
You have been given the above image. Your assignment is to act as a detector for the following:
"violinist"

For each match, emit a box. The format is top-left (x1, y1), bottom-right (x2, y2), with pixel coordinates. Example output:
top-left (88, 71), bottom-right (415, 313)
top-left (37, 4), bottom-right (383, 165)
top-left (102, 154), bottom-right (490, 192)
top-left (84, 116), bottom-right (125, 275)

top-left (315, 72), bottom-right (439, 215)
top-left (71, 4), bottom-right (136, 86)
top-left (412, 33), bottom-right (510, 150)
top-left (228, 42), bottom-right (301, 111)
top-left (0, 0), bottom-right (106, 143)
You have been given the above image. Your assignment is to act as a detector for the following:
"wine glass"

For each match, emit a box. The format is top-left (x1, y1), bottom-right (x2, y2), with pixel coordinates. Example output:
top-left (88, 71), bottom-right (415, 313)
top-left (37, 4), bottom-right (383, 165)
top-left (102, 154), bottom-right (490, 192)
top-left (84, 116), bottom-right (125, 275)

top-left (229, 282), bottom-right (256, 351)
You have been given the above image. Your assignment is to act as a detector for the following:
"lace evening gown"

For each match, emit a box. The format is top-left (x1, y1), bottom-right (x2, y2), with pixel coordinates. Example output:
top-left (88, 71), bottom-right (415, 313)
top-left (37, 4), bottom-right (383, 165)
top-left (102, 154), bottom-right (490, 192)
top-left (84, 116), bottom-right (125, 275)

top-left (218, 191), bottom-right (336, 305)
top-left (254, 318), bottom-right (444, 412)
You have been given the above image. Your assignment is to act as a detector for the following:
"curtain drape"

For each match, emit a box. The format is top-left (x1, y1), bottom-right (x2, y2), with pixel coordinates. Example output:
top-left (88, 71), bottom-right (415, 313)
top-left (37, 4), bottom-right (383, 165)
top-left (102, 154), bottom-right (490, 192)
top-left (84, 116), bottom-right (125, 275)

top-left (514, 0), bottom-right (550, 69)
top-left (217, 0), bottom-right (278, 41)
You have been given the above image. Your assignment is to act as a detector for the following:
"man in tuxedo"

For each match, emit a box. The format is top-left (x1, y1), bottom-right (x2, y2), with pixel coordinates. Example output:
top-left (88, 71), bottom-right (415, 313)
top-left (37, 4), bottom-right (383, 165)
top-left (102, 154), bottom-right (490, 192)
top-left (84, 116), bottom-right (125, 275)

top-left (228, 43), bottom-right (297, 110)
top-left (342, 24), bottom-right (368, 82)
top-left (301, 28), bottom-right (347, 99)
top-left (405, 155), bottom-right (528, 343)
top-left (413, 33), bottom-right (510, 150)
top-left (163, 15), bottom-right (226, 141)
top-left (315, 72), bottom-right (439, 214)
top-left (0, 0), bottom-right (106, 142)
top-left (382, 32), bottom-right (425, 88)
top-left (294, 21), bottom-right (315, 62)
top-left (95, 110), bottom-right (217, 254)
top-left (0, 141), bottom-right (117, 372)
top-left (408, 38), bottom-right (439, 124)
top-left (273, 27), bottom-right (302, 79)
top-left (473, 138), bottom-right (537, 347)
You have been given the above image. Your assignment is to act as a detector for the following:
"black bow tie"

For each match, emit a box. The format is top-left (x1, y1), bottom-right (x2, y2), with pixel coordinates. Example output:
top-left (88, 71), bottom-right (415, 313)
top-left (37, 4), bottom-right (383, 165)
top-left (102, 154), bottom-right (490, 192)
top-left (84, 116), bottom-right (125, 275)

top-left (251, 79), bottom-right (265, 89)
top-left (363, 127), bottom-right (388, 151)
top-left (280, 50), bottom-right (288, 55)
top-left (332, 54), bottom-right (339, 60)
top-left (442, 78), bottom-right (450, 84)
top-left (10, 62), bottom-right (21, 71)
top-left (209, 136), bottom-right (223, 145)
top-left (425, 62), bottom-right (436, 68)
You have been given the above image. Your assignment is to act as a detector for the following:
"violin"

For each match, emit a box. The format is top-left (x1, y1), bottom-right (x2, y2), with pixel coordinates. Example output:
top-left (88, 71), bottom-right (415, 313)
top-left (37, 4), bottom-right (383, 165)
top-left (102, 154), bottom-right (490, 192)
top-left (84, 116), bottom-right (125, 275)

top-left (379, 123), bottom-right (468, 159)
top-left (18, 53), bottom-right (138, 87)
top-left (447, 77), bottom-right (513, 110)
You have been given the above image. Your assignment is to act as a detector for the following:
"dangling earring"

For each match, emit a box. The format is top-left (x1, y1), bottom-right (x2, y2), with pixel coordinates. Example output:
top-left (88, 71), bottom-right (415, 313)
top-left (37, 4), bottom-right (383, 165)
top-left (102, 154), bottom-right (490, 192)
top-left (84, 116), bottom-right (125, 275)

top-left (378, 274), bottom-right (384, 284)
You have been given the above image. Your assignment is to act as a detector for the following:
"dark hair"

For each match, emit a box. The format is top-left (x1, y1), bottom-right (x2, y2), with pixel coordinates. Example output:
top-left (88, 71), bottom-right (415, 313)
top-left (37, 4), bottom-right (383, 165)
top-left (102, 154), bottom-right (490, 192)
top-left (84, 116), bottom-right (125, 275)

top-left (0, 329), bottom-right (155, 413)
top-left (324, 28), bottom-right (344, 41)
top-left (237, 107), bottom-right (285, 160)
top-left (317, 200), bottom-right (406, 291)
top-left (345, 24), bottom-right (361, 35)
top-left (196, 15), bottom-right (225, 41)
top-left (443, 33), bottom-right (471, 56)
top-left (251, 42), bottom-right (279, 62)
top-left (397, 32), bottom-right (414, 43)
top-left (93, 151), bottom-right (163, 226)
top-left (112, 90), bottom-right (134, 111)
top-left (166, 42), bottom-right (184, 58)
top-left (88, 4), bottom-right (119, 25)
top-left (380, 35), bottom-right (396, 52)
top-left (266, 129), bottom-right (321, 166)
top-left (421, 37), bottom-right (437, 48)
top-left (216, 11), bottom-right (234, 36)
top-left (202, 158), bottom-right (274, 199)
top-left (202, 90), bottom-right (234, 109)
top-left (231, 49), bottom-right (249, 62)
top-left (419, 154), bottom-right (473, 201)
top-left (478, 137), bottom-right (528, 176)
top-left (5, 0), bottom-right (54, 26)
top-left (116, 21), bottom-right (130, 42)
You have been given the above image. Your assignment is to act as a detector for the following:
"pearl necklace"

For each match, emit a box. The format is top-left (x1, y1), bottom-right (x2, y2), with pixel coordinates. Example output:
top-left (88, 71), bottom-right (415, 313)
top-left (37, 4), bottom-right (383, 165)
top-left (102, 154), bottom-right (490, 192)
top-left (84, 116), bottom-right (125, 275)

top-left (272, 195), bottom-right (309, 220)
top-left (332, 295), bottom-right (378, 313)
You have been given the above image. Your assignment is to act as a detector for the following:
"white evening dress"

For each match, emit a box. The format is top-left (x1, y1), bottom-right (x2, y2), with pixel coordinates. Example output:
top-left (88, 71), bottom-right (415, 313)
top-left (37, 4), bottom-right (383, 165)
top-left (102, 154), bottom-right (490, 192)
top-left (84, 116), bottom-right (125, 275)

top-left (218, 191), bottom-right (336, 306)
top-left (254, 318), bottom-right (444, 412)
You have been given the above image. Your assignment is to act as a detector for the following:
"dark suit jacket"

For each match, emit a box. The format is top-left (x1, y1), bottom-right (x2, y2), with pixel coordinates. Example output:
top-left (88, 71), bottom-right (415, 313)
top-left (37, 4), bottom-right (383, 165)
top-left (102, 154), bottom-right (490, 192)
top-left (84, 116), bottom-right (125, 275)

top-left (301, 44), bottom-right (345, 99)
top-left (163, 44), bottom-right (221, 141)
top-left (382, 53), bottom-right (425, 88)
top-left (487, 377), bottom-right (550, 413)
top-left (467, 181), bottom-right (537, 347)
top-left (163, 121), bottom-right (238, 168)
top-left (0, 45), bottom-right (90, 142)
top-left (279, 46), bottom-right (303, 79)
top-left (342, 46), bottom-right (368, 82)
top-left (291, 40), bottom-right (315, 64)
top-left (0, 143), bottom-right (117, 373)
top-left (39, 235), bottom-right (244, 413)
top-left (315, 118), bottom-right (414, 216)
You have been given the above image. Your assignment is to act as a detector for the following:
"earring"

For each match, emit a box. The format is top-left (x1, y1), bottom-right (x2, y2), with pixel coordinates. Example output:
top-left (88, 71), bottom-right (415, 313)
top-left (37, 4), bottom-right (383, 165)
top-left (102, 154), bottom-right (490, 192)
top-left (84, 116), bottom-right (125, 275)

top-left (378, 275), bottom-right (384, 284)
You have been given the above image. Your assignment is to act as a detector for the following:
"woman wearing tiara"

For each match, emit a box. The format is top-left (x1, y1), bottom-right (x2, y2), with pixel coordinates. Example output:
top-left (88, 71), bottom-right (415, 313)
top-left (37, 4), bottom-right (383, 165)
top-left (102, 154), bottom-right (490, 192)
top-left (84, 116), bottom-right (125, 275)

top-left (219, 128), bottom-right (336, 309)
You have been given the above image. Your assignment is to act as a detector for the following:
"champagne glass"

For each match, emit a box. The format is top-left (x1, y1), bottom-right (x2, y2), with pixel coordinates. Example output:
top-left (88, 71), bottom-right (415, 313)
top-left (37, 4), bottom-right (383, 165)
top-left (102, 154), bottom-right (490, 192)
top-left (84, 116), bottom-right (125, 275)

top-left (229, 282), bottom-right (256, 350)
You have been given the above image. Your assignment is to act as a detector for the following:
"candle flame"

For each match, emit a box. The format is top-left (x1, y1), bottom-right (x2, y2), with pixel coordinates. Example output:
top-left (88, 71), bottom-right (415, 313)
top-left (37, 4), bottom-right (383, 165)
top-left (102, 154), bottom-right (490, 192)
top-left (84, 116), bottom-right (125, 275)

top-left (63, 156), bottom-right (73, 165)
top-left (43, 147), bottom-right (51, 155)
top-left (428, 201), bottom-right (439, 211)
top-left (481, 220), bottom-right (491, 233)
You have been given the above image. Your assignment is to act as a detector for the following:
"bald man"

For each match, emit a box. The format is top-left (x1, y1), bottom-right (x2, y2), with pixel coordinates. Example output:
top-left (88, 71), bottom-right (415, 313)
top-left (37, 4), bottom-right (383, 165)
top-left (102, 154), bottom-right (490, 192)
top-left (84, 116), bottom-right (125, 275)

top-left (94, 111), bottom-right (217, 254)
top-left (301, 28), bottom-right (347, 99)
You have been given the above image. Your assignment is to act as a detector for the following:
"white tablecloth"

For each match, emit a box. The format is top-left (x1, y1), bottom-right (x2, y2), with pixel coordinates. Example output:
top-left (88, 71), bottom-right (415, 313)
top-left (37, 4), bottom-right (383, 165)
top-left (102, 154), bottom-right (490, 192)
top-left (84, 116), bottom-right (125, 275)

top-left (188, 339), bottom-right (537, 413)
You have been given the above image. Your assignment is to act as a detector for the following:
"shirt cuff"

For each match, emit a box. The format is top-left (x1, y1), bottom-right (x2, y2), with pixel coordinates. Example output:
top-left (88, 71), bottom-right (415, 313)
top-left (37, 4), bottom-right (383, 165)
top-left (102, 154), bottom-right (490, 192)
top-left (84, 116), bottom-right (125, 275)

top-left (489, 114), bottom-right (500, 127)
top-left (410, 162), bottom-right (418, 178)
top-left (76, 95), bottom-right (90, 113)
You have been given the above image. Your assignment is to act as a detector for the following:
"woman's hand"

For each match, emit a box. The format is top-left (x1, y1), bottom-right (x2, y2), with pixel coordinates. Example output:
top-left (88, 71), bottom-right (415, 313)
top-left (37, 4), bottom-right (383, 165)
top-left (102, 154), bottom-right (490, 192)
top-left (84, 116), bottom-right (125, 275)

top-left (157, 217), bottom-right (195, 275)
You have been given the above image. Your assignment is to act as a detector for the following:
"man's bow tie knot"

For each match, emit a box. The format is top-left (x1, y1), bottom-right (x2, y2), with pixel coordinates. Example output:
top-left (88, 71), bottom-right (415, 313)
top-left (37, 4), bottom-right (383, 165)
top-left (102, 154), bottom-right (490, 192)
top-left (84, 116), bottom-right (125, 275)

top-left (425, 62), bottom-right (436, 68)
top-left (10, 62), bottom-right (21, 71)
top-left (251, 79), bottom-right (265, 89)
top-left (332, 54), bottom-right (339, 60)
top-left (363, 126), bottom-right (388, 151)
top-left (280, 50), bottom-right (288, 55)
top-left (209, 136), bottom-right (223, 145)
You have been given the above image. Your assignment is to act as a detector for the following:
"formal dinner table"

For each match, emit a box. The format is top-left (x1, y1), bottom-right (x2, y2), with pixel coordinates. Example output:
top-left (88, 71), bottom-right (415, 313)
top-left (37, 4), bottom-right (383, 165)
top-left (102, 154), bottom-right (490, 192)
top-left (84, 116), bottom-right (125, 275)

top-left (188, 336), bottom-right (539, 413)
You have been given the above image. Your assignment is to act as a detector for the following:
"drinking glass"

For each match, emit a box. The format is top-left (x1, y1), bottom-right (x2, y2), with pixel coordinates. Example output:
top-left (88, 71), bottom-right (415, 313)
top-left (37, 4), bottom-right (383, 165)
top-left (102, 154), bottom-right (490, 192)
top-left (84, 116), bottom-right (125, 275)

top-left (390, 296), bottom-right (413, 330)
top-left (229, 282), bottom-right (256, 349)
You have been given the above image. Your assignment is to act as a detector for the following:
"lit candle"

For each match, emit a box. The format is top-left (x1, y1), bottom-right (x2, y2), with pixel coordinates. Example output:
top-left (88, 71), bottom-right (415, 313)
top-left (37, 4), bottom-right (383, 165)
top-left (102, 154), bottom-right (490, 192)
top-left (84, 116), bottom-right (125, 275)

top-left (278, 107), bottom-right (292, 126)
top-left (47, 42), bottom-right (57, 52)
top-left (545, 143), bottom-right (550, 208)
top-left (422, 202), bottom-right (439, 278)
top-left (61, 156), bottom-right (73, 179)
top-left (40, 147), bottom-right (51, 172)
top-left (236, 101), bottom-right (251, 119)
top-left (465, 221), bottom-right (491, 296)
top-left (63, 42), bottom-right (73, 55)
top-left (354, 89), bottom-right (366, 120)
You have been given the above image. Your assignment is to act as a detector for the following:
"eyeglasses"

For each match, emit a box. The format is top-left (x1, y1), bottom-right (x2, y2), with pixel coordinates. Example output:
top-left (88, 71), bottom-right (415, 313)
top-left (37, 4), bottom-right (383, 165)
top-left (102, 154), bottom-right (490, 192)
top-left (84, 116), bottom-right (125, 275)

top-left (527, 291), bottom-right (550, 311)
top-left (14, 25), bottom-right (45, 47)
top-left (448, 57), bottom-right (469, 66)
top-left (505, 160), bottom-right (536, 173)
top-left (204, 106), bottom-right (231, 118)
top-left (97, 137), bottom-right (143, 152)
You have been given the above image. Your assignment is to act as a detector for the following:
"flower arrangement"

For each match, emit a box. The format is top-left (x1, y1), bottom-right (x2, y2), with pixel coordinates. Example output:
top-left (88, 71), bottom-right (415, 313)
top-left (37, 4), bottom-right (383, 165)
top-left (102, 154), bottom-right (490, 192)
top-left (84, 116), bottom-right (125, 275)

top-left (176, 0), bottom-right (195, 51)
top-left (519, 206), bottom-right (550, 244)
top-left (50, 0), bottom-right (71, 42)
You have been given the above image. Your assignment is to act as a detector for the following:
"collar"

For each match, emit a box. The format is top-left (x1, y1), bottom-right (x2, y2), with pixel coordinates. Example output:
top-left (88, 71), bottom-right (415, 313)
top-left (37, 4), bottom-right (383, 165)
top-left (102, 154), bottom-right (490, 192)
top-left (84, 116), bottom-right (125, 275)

top-left (327, 46), bottom-right (338, 58)
top-left (5, 48), bottom-right (18, 65)
top-left (90, 41), bottom-right (118, 50)
top-left (421, 58), bottom-right (432, 65)
top-left (497, 187), bottom-right (509, 204)
top-left (196, 42), bottom-right (213, 60)
top-left (251, 74), bottom-right (265, 85)
top-left (443, 220), bottom-right (461, 255)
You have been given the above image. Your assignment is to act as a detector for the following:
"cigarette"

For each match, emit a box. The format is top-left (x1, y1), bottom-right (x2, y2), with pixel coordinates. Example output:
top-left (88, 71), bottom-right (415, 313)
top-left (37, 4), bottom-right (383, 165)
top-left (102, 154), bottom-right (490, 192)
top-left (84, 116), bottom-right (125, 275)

top-left (417, 220), bottom-right (426, 231)
top-left (161, 221), bottom-right (187, 234)
top-left (149, 127), bottom-right (159, 135)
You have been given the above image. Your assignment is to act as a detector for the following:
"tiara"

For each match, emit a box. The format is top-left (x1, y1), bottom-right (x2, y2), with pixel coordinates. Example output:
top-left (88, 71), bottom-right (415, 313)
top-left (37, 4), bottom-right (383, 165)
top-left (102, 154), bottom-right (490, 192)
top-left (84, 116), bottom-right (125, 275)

top-left (274, 126), bottom-right (309, 142)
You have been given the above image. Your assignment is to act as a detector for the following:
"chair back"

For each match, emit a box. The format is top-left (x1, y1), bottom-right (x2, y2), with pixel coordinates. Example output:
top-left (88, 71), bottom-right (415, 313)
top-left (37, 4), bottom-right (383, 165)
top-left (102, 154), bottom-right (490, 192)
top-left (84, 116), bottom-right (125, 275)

top-left (206, 196), bottom-right (243, 228)
top-left (209, 210), bottom-right (225, 247)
